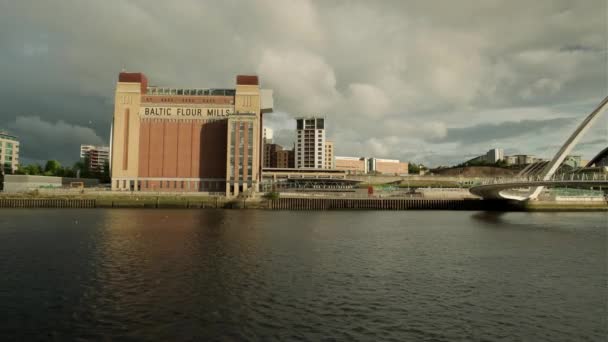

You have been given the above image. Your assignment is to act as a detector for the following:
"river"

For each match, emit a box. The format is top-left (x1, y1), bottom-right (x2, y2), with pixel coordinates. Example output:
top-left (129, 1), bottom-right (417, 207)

top-left (0, 209), bottom-right (605, 341)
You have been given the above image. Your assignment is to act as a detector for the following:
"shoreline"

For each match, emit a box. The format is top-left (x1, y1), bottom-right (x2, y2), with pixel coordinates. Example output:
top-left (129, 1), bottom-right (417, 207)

top-left (0, 193), bottom-right (606, 211)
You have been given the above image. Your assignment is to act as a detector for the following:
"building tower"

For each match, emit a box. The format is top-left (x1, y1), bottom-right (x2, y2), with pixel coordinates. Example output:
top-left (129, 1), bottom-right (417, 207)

top-left (295, 117), bottom-right (325, 169)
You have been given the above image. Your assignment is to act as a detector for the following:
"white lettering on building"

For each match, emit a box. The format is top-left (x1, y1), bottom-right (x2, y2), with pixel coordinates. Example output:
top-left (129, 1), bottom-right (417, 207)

top-left (140, 107), bottom-right (233, 118)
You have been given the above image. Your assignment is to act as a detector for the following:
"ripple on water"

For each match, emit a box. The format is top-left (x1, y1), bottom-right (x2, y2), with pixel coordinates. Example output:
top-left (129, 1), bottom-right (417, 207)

top-left (0, 209), bottom-right (605, 341)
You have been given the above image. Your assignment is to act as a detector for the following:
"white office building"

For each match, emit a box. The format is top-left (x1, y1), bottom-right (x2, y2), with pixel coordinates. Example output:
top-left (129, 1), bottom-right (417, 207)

top-left (263, 127), bottom-right (273, 144)
top-left (485, 148), bottom-right (504, 163)
top-left (295, 117), bottom-right (326, 169)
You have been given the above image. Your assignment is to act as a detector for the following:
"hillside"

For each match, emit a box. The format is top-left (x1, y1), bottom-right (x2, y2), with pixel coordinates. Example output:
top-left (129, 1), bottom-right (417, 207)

top-left (430, 166), bottom-right (517, 177)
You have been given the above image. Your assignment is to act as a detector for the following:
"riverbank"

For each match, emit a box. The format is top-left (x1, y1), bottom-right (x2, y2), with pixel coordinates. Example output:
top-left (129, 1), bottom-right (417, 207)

top-left (0, 192), bottom-right (605, 211)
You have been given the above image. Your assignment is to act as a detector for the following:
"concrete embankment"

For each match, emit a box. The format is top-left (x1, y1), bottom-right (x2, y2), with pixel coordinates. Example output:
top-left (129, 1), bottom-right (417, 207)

top-left (522, 201), bottom-right (608, 212)
top-left (0, 194), bottom-right (605, 211)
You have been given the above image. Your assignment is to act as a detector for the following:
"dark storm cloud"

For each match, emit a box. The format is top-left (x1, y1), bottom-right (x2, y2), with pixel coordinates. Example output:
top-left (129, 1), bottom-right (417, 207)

top-left (0, 0), bottom-right (606, 166)
top-left (431, 118), bottom-right (573, 144)
top-left (8, 117), bottom-right (104, 165)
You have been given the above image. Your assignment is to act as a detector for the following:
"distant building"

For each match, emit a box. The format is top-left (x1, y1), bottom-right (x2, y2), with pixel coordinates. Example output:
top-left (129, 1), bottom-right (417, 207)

top-left (368, 158), bottom-right (408, 175)
top-left (336, 156), bottom-right (408, 175)
top-left (505, 154), bottom-right (546, 166)
top-left (485, 148), bottom-right (504, 163)
top-left (335, 156), bottom-right (367, 174)
top-left (563, 155), bottom-right (582, 168)
top-left (276, 149), bottom-right (295, 168)
top-left (295, 117), bottom-right (326, 169)
top-left (263, 127), bottom-right (273, 144)
top-left (80, 145), bottom-right (110, 173)
top-left (504, 155), bottom-right (517, 166)
top-left (263, 143), bottom-right (283, 168)
top-left (463, 148), bottom-right (505, 165)
top-left (0, 131), bottom-right (19, 175)
top-left (324, 140), bottom-right (334, 169)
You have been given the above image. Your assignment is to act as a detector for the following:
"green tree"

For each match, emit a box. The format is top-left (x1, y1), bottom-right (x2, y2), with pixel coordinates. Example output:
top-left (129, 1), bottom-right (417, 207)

top-left (72, 157), bottom-right (91, 178)
top-left (16, 164), bottom-right (43, 175)
top-left (409, 162), bottom-right (425, 174)
top-left (44, 160), bottom-right (62, 176)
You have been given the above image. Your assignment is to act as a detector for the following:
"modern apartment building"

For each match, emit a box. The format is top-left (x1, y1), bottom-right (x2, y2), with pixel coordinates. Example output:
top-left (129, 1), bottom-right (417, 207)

top-left (263, 143), bottom-right (283, 168)
top-left (80, 145), bottom-right (110, 173)
top-left (276, 149), bottom-right (295, 168)
top-left (0, 132), bottom-right (19, 175)
top-left (295, 117), bottom-right (325, 169)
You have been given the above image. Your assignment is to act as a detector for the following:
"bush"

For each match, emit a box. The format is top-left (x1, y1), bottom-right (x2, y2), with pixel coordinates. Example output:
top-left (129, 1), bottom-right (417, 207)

top-left (263, 191), bottom-right (280, 200)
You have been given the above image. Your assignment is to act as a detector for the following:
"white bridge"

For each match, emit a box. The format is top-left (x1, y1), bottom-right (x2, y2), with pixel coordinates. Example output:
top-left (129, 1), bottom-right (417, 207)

top-left (470, 95), bottom-right (608, 201)
top-left (469, 173), bottom-right (608, 201)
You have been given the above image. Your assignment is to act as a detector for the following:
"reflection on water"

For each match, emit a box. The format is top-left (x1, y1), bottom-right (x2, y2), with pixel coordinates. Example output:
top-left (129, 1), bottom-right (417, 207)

top-left (0, 209), bottom-right (605, 341)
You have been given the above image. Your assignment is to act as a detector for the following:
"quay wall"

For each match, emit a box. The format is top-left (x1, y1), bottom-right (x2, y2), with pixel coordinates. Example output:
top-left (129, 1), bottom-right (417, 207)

top-left (0, 195), bottom-right (604, 211)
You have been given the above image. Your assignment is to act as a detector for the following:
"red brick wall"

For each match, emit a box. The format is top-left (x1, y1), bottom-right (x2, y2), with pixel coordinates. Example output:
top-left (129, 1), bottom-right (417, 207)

top-left (138, 119), bottom-right (227, 179)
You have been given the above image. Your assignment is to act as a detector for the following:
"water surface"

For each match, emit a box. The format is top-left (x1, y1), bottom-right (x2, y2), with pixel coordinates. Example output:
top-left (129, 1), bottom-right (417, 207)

top-left (0, 210), bottom-right (605, 341)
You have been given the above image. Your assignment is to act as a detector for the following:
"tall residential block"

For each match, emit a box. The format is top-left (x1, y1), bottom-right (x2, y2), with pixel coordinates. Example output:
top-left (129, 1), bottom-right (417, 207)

top-left (295, 117), bottom-right (326, 169)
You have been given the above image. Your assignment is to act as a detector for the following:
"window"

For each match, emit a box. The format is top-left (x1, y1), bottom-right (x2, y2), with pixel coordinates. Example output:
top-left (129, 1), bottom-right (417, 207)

top-left (317, 119), bottom-right (325, 129)
top-left (297, 119), bottom-right (303, 130)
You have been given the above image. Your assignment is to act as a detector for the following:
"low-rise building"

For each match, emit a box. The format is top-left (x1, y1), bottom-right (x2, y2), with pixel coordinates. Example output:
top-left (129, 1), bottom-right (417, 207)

top-left (3, 174), bottom-right (99, 193)
top-left (368, 158), bottom-right (408, 175)
top-left (506, 154), bottom-right (546, 166)
top-left (335, 156), bottom-right (367, 174)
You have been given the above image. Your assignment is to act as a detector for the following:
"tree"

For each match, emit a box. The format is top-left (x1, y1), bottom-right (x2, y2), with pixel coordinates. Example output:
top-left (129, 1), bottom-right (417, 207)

top-left (408, 162), bottom-right (421, 174)
top-left (44, 160), bottom-right (62, 176)
top-left (72, 157), bottom-right (91, 178)
top-left (16, 164), bottom-right (43, 175)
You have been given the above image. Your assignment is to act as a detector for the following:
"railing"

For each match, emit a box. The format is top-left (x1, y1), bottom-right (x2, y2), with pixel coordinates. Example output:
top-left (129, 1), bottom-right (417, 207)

top-left (474, 173), bottom-right (608, 186)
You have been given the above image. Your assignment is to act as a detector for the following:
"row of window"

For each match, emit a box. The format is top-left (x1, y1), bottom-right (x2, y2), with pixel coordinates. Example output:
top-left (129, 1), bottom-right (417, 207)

top-left (147, 88), bottom-right (236, 97)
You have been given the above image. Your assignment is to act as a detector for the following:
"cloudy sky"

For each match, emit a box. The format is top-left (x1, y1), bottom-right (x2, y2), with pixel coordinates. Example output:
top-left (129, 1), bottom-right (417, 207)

top-left (1, 0), bottom-right (606, 166)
